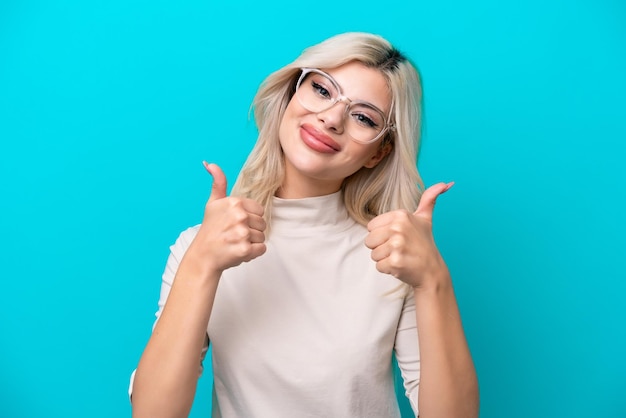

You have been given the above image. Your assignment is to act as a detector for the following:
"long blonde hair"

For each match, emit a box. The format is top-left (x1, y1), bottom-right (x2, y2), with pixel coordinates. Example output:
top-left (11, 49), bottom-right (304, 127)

top-left (231, 32), bottom-right (424, 227)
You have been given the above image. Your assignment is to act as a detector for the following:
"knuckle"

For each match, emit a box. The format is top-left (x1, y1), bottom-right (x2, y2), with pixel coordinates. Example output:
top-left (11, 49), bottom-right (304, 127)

top-left (227, 197), bottom-right (244, 210)
top-left (389, 236), bottom-right (405, 249)
top-left (234, 225), bottom-right (250, 240)
top-left (233, 209), bottom-right (248, 222)
top-left (389, 252), bottom-right (404, 269)
top-left (223, 226), bottom-right (249, 244)
top-left (237, 241), bottom-right (252, 257)
top-left (390, 219), bottom-right (410, 233)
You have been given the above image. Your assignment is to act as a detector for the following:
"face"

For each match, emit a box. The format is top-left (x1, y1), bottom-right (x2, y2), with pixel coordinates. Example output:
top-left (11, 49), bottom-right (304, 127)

top-left (277, 61), bottom-right (392, 198)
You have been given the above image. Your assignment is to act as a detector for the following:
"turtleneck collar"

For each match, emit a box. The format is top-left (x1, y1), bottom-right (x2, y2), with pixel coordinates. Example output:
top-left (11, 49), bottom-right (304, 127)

top-left (270, 191), bottom-right (355, 236)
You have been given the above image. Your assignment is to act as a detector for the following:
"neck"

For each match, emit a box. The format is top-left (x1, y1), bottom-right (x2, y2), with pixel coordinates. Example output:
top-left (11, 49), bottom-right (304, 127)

top-left (276, 183), bottom-right (341, 199)
top-left (276, 166), bottom-right (343, 199)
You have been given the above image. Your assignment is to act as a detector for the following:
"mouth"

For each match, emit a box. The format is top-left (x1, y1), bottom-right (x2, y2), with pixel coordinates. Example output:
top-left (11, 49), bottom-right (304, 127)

top-left (300, 124), bottom-right (341, 153)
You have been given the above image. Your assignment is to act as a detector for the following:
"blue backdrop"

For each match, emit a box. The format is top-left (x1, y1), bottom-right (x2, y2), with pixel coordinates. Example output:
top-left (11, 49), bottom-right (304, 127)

top-left (1, 1), bottom-right (624, 417)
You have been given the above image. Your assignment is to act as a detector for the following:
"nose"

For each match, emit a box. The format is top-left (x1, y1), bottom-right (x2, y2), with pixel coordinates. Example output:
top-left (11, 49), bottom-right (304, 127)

top-left (316, 100), bottom-right (348, 134)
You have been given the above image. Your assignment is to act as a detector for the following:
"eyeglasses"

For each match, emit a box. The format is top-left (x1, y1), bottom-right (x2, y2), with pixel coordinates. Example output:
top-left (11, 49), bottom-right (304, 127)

top-left (294, 67), bottom-right (395, 144)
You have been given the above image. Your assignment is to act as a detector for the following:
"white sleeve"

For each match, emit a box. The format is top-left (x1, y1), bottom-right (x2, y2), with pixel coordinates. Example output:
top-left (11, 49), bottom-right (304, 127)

top-left (393, 287), bottom-right (420, 416)
top-left (128, 225), bottom-right (209, 401)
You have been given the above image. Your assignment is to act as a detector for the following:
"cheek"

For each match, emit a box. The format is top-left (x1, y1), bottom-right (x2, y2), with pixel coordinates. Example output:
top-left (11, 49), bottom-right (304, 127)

top-left (277, 110), bottom-right (290, 147)
top-left (279, 98), bottom-right (306, 143)
top-left (348, 143), bottom-right (383, 163)
top-left (284, 95), bottom-right (311, 121)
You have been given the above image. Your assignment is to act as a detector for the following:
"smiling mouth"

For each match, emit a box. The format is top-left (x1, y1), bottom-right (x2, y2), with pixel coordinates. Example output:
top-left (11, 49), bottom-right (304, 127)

top-left (300, 124), bottom-right (341, 153)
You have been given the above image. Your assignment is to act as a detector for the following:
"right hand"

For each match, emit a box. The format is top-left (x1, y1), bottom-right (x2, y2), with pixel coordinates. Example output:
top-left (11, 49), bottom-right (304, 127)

top-left (185, 162), bottom-right (267, 275)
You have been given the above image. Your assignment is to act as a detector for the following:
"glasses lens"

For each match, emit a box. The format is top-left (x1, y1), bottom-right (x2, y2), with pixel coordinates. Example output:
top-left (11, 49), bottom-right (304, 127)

top-left (296, 71), bottom-right (340, 113)
top-left (345, 103), bottom-right (385, 143)
top-left (296, 69), bottom-right (387, 143)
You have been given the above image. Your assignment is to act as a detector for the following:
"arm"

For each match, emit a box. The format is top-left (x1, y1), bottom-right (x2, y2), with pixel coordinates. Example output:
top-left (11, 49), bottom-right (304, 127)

top-left (366, 183), bottom-right (479, 418)
top-left (413, 266), bottom-right (478, 418)
top-left (131, 243), bottom-right (222, 418)
top-left (131, 164), bottom-right (266, 418)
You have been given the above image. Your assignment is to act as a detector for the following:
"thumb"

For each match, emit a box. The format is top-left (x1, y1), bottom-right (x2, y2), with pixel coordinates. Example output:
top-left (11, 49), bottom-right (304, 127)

top-left (203, 161), bottom-right (227, 202)
top-left (414, 181), bottom-right (454, 220)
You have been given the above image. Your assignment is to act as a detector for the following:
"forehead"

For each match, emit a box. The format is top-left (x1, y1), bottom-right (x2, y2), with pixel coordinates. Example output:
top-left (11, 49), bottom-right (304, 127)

top-left (321, 62), bottom-right (392, 114)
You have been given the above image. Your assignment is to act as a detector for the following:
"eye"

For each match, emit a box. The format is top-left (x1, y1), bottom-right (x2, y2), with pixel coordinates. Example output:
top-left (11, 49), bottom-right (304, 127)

top-left (351, 111), bottom-right (379, 129)
top-left (311, 81), bottom-right (332, 99)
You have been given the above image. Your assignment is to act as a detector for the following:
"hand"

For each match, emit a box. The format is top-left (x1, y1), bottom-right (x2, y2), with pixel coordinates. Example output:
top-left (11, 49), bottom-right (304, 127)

top-left (364, 182), bottom-right (453, 288)
top-left (185, 162), bottom-right (267, 275)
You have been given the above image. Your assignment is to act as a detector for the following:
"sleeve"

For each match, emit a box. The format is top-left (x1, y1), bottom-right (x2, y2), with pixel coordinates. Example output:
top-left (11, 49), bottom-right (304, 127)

top-left (128, 225), bottom-right (209, 401)
top-left (393, 287), bottom-right (420, 416)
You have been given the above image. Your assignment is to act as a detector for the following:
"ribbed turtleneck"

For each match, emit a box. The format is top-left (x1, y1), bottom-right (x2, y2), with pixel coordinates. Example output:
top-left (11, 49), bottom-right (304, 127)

top-left (270, 191), bottom-right (355, 235)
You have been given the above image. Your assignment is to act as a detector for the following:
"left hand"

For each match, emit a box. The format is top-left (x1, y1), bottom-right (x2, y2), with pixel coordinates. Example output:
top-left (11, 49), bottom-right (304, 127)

top-left (364, 182), bottom-right (454, 288)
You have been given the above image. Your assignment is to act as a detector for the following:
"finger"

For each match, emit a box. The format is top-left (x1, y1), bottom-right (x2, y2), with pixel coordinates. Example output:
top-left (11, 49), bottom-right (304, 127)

top-left (414, 182), bottom-right (454, 220)
top-left (203, 161), bottom-right (227, 202)
top-left (366, 211), bottom-right (396, 232)
top-left (364, 227), bottom-right (392, 250)
top-left (247, 213), bottom-right (267, 232)
top-left (248, 229), bottom-right (266, 244)
top-left (374, 258), bottom-right (396, 278)
top-left (241, 198), bottom-right (265, 217)
top-left (370, 242), bottom-right (391, 263)
top-left (243, 243), bottom-right (267, 262)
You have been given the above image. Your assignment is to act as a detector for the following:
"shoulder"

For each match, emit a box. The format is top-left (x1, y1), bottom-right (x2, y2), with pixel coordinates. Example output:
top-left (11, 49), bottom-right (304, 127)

top-left (169, 224), bottom-right (201, 255)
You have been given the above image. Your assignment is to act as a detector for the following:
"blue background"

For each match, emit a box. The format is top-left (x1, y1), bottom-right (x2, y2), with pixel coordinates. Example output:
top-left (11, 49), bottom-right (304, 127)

top-left (1, 1), bottom-right (624, 417)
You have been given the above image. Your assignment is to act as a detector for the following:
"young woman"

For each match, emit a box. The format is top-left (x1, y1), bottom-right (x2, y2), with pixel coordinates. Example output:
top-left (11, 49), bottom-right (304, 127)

top-left (130, 32), bottom-right (479, 418)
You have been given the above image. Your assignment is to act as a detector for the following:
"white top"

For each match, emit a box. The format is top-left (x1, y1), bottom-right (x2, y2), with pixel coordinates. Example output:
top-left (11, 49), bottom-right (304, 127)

top-left (131, 192), bottom-right (420, 417)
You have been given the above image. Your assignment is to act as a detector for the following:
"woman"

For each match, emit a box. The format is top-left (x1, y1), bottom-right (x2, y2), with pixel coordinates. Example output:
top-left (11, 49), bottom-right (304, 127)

top-left (130, 32), bottom-right (479, 418)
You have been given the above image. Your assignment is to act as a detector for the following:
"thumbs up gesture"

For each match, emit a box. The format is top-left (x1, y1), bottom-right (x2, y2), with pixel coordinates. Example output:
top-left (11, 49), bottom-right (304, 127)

top-left (185, 162), bottom-right (267, 275)
top-left (365, 182), bottom-right (454, 288)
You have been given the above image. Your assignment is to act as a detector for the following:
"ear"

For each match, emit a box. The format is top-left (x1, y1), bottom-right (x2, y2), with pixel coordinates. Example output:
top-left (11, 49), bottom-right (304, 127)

top-left (363, 141), bottom-right (393, 169)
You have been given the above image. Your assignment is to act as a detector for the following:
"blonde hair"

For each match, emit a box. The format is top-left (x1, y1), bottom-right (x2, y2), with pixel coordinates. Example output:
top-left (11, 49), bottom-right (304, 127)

top-left (231, 32), bottom-right (424, 227)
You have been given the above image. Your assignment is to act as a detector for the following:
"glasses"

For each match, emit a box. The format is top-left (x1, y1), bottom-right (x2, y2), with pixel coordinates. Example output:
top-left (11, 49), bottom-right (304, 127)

top-left (294, 67), bottom-right (395, 144)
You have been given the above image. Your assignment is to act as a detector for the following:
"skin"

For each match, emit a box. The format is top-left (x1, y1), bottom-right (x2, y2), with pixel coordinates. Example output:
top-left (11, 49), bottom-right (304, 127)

top-left (277, 62), bottom-right (393, 198)
top-left (365, 184), bottom-right (479, 418)
top-left (132, 61), bottom-right (478, 418)
top-left (132, 163), bottom-right (267, 418)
